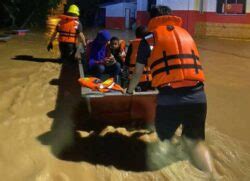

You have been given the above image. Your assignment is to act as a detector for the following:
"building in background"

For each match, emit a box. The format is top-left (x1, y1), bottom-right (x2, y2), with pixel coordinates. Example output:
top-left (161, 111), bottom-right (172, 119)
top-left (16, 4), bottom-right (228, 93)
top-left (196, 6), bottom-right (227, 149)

top-left (100, 0), bottom-right (250, 38)
top-left (136, 0), bottom-right (250, 38)
top-left (99, 0), bottom-right (137, 30)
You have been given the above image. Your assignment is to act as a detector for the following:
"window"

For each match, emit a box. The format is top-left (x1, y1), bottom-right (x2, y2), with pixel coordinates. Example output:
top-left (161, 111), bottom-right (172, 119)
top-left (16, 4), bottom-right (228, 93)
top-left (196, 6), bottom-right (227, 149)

top-left (217, 0), bottom-right (246, 14)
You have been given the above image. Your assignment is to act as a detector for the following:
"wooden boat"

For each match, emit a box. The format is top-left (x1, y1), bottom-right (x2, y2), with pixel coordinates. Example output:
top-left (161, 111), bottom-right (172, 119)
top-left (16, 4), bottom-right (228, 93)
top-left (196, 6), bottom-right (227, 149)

top-left (78, 58), bottom-right (157, 125)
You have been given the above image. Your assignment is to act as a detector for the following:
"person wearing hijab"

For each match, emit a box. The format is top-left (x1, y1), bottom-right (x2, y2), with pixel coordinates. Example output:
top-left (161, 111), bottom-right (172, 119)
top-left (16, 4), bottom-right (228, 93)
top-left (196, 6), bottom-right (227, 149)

top-left (89, 30), bottom-right (121, 83)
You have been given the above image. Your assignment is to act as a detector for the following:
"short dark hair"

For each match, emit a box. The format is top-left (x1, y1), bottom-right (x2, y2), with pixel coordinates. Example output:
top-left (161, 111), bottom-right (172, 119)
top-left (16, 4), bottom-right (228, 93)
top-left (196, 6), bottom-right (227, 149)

top-left (149, 5), bottom-right (172, 18)
top-left (110, 36), bottom-right (119, 42)
top-left (135, 25), bottom-right (148, 38)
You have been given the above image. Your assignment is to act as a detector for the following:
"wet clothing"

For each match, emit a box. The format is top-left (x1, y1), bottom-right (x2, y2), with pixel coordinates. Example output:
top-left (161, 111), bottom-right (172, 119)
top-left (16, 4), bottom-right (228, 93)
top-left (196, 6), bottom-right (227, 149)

top-left (155, 103), bottom-right (206, 140)
top-left (156, 83), bottom-right (207, 140)
top-left (136, 15), bottom-right (207, 140)
top-left (59, 42), bottom-right (76, 64)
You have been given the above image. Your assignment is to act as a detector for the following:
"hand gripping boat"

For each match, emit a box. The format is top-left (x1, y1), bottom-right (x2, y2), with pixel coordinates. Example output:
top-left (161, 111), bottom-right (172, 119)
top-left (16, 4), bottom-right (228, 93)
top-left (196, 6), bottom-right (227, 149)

top-left (78, 57), bottom-right (158, 125)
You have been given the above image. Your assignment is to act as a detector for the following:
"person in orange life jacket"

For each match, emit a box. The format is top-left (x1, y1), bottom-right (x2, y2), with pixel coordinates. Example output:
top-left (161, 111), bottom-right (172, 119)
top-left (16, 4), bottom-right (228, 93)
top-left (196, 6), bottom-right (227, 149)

top-left (126, 6), bottom-right (218, 176)
top-left (124, 25), bottom-right (153, 91)
top-left (106, 37), bottom-right (126, 67)
top-left (104, 37), bottom-right (126, 83)
top-left (88, 30), bottom-right (121, 84)
top-left (47, 4), bottom-right (86, 63)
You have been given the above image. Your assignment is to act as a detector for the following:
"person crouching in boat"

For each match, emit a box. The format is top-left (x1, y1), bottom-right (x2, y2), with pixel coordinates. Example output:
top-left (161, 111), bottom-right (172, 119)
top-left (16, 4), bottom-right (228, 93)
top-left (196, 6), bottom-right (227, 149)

top-left (88, 30), bottom-right (121, 83)
top-left (124, 26), bottom-right (153, 91)
top-left (47, 4), bottom-right (86, 63)
top-left (105, 37), bottom-right (126, 84)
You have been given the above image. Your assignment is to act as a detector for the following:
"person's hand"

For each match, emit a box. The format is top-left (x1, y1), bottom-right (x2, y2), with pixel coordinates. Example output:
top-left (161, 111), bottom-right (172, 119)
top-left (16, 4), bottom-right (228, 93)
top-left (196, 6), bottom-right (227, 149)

top-left (125, 89), bottom-right (134, 96)
top-left (121, 67), bottom-right (129, 79)
top-left (119, 51), bottom-right (126, 57)
top-left (75, 51), bottom-right (82, 60)
top-left (47, 42), bottom-right (53, 51)
top-left (105, 57), bottom-right (116, 66)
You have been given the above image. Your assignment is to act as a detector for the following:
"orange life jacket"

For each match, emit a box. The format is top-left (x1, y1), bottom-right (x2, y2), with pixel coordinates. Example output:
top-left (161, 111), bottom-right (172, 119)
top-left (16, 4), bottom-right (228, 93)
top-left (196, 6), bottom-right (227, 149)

top-left (128, 39), bottom-right (152, 83)
top-left (146, 15), bottom-right (205, 88)
top-left (78, 77), bottom-right (124, 93)
top-left (57, 15), bottom-right (79, 43)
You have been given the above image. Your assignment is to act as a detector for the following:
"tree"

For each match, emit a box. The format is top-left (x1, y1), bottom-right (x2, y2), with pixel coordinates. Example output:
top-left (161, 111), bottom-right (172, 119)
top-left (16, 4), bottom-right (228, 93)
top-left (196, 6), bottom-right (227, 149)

top-left (0, 0), bottom-right (62, 28)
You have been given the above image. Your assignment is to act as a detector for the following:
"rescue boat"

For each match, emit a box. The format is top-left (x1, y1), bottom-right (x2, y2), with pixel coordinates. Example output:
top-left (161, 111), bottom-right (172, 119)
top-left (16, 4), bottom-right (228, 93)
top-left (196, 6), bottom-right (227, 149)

top-left (78, 55), bottom-right (157, 125)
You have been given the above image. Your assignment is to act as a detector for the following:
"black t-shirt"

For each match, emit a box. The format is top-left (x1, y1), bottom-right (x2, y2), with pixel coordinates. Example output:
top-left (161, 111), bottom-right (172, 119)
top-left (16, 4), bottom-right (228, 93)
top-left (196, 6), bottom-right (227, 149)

top-left (125, 44), bottom-right (132, 66)
top-left (136, 39), bottom-right (151, 65)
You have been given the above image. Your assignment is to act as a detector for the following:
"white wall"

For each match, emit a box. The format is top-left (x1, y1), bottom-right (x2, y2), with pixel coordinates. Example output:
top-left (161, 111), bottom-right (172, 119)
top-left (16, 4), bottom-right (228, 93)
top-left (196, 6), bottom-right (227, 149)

top-left (247, 1), bottom-right (250, 12)
top-left (105, 3), bottom-right (124, 17)
top-left (156, 0), bottom-right (197, 10)
top-left (137, 0), bottom-right (250, 13)
top-left (105, 3), bottom-right (137, 17)
top-left (124, 3), bottom-right (137, 18)
top-left (203, 0), bottom-right (216, 12)
top-left (137, 0), bottom-right (148, 11)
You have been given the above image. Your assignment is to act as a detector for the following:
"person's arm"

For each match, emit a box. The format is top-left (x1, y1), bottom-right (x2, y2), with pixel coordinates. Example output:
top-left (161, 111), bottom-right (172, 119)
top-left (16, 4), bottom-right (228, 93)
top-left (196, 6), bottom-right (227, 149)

top-left (49, 30), bottom-right (57, 43)
top-left (77, 22), bottom-right (86, 46)
top-left (75, 22), bottom-right (87, 60)
top-left (47, 26), bottom-right (58, 51)
top-left (127, 62), bottom-right (145, 93)
top-left (78, 32), bottom-right (87, 47)
top-left (127, 39), bottom-right (150, 94)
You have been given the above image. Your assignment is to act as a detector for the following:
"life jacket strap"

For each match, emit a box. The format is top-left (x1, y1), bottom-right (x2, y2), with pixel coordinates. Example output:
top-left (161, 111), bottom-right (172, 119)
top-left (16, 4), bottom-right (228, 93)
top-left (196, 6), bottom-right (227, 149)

top-left (58, 30), bottom-right (77, 37)
top-left (129, 70), bottom-right (151, 75)
top-left (151, 51), bottom-right (201, 77)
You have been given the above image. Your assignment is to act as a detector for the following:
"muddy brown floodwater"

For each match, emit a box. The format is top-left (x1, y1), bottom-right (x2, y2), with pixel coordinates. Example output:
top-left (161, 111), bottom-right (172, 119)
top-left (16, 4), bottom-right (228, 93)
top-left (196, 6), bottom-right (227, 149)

top-left (0, 29), bottom-right (250, 181)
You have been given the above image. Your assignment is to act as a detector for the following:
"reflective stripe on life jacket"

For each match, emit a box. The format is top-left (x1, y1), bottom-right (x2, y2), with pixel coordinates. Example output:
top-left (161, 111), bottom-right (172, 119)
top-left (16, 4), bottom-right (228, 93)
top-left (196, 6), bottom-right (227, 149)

top-left (147, 16), bottom-right (205, 88)
top-left (78, 77), bottom-right (124, 93)
top-left (128, 39), bottom-right (152, 83)
top-left (57, 15), bottom-right (79, 43)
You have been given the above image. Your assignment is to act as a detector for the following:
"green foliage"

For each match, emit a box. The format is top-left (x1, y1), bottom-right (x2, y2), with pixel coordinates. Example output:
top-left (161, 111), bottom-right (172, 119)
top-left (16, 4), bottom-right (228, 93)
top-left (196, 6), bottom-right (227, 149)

top-left (0, 0), bottom-right (62, 28)
top-left (0, 0), bottom-right (109, 28)
top-left (73, 0), bottom-right (108, 26)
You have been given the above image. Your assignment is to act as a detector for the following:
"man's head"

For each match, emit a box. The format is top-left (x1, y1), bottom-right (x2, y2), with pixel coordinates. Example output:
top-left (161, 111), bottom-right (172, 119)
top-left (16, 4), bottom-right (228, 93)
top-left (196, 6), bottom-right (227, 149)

top-left (149, 5), bottom-right (172, 19)
top-left (67, 4), bottom-right (80, 17)
top-left (110, 37), bottom-right (120, 50)
top-left (135, 25), bottom-right (148, 39)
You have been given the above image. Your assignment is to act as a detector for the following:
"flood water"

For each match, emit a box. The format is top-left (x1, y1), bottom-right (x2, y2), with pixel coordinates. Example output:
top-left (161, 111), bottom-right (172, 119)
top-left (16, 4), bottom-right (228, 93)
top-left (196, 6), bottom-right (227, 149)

top-left (0, 28), bottom-right (250, 181)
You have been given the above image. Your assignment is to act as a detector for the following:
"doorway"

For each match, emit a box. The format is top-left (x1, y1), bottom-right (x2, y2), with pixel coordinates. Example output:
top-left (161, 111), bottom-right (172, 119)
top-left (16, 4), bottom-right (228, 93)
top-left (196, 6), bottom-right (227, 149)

top-left (125, 8), bottom-right (131, 29)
